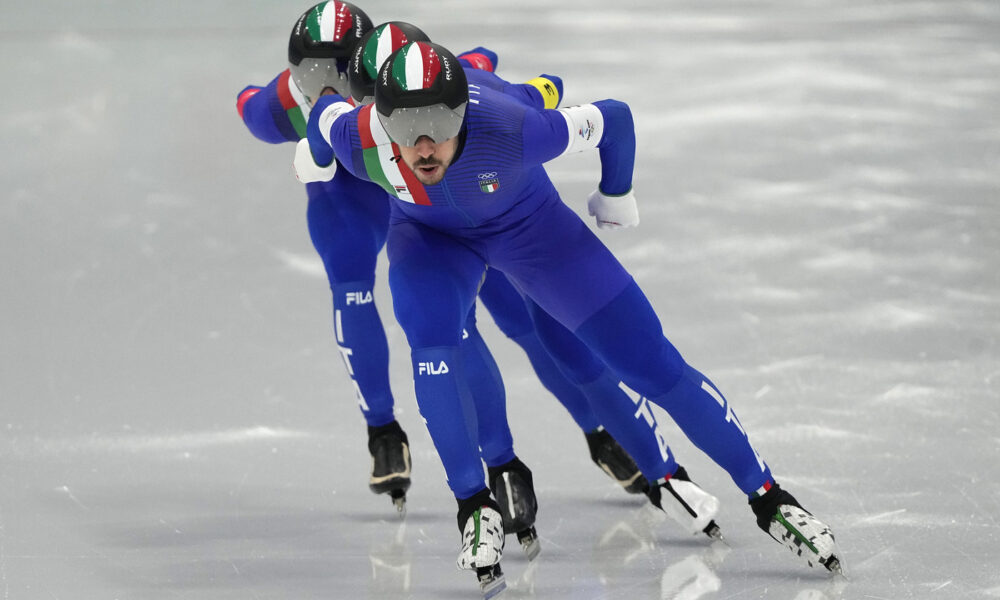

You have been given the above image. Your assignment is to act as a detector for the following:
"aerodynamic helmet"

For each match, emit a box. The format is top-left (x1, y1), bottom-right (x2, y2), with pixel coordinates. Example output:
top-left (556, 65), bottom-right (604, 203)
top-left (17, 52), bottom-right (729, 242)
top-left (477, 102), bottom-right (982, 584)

top-left (375, 42), bottom-right (468, 147)
top-left (288, 1), bottom-right (373, 105)
top-left (348, 22), bottom-right (430, 106)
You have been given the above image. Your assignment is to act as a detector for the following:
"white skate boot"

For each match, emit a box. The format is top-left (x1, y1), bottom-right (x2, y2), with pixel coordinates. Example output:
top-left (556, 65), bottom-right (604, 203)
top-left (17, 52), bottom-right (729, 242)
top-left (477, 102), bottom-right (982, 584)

top-left (456, 490), bottom-right (507, 599)
top-left (645, 466), bottom-right (723, 539)
top-left (750, 483), bottom-right (842, 574)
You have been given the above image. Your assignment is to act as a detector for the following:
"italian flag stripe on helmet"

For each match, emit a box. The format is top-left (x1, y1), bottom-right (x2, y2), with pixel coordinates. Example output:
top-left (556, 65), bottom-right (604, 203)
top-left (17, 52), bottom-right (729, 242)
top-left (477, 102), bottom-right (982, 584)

top-left (392, 42), bottom-right (441, 92)
top-left (308, 1), bottom-right (351, 43)
top-left (365, 25), bottom-right (407, 79)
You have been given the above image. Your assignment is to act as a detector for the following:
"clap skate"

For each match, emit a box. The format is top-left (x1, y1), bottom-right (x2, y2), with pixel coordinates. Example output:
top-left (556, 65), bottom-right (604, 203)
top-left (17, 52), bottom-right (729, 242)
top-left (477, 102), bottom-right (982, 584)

top-left (645, 466), bottom-right (723, 540)
top-left (456, 490), bottom-right (507, 599)
top-left (488, 457), bottom-right (541, 561)
top-left (367, 421), bottom-right (411, 515)
top-left (586, 428), bottom-right (649, 494)
top-left (750, 483), bottom-right (842, 574)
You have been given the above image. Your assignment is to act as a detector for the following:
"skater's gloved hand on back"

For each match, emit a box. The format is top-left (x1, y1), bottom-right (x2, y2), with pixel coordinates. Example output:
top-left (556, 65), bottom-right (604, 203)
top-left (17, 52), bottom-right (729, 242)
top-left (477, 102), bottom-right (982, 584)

top-left (294, 138), bottom-right (337, 183)
top-left (588, 188), bottom-right (639, 230)
top-left (295, 91), bottom-right (353, 184)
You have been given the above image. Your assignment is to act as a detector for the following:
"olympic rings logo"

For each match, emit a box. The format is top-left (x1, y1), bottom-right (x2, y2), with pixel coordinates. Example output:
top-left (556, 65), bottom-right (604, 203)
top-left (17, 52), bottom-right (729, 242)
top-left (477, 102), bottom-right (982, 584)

top-left (478, 172), bottom-right (498, 179)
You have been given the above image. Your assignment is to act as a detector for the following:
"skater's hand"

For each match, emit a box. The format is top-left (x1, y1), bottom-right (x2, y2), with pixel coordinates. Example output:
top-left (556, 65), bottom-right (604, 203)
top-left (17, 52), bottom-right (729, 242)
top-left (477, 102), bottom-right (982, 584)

top-left (293, 138), bottom-right (337, 183)
top-left (587, 188), bottom-right (639, 230)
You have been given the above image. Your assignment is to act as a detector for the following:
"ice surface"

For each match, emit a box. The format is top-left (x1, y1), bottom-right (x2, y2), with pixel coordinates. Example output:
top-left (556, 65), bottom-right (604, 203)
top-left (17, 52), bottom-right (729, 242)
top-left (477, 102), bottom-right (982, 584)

top-left (1, 1), bottom-right (998, 598)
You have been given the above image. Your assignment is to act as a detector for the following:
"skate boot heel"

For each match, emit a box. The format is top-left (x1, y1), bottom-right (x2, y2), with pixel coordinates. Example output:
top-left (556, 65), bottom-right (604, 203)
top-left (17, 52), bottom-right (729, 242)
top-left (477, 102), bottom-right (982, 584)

top-left (646, 466), bottom-right (723, 539)
top-left (586, 428), bottom-right (648, 494)
top-left (516, 526), bottom-right (541, 561)
top-left (367, 421), bottom-right (412, 512)
top-left (488, 457), bottom-right (542, 560)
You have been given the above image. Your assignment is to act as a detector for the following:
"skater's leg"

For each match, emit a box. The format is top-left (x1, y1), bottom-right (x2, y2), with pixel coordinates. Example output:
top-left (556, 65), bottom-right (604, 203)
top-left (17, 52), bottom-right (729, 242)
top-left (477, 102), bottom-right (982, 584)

top-left (493, 199), bottom-right (770, 495)
top-left (523, 296), bottom-right (677, 482)
top-left (574, 280), bottom-right (773, 495)
top-left (387, 221), bottom-right (490, 500)
top-left (478, 268), bottom-right (601, 433)
top-left (306, 182), bottom-right (394, 426)
top-left (460, 305), bottom-right (516, 468)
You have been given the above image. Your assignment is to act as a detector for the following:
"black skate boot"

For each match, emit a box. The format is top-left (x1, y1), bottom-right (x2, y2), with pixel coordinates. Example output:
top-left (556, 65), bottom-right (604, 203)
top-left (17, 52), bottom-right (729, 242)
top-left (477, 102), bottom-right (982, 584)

top-left (367, 421), bottom-right (411, 515)
top-left (488, 457), bottom-right (541, 561)
top-left (585, 428), bottom-right (649, 494)
top-left (646, 466), bottom-right (723, 540)
top-left (456, 489), bottom-right (507, 599)
top-left (749, 483), bottom-right (842, 574)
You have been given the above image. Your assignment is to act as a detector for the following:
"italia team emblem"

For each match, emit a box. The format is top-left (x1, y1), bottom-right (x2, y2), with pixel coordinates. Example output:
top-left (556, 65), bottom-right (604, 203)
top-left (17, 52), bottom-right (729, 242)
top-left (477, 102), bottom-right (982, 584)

top-left (478, 171), bottom-right (499, 193)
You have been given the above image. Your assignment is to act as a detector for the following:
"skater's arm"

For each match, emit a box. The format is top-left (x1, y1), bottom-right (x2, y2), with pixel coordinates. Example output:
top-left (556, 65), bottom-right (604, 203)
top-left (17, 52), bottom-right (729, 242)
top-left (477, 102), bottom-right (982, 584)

top-left (458, 47), bottom-right (498, 72)
top-left (295, 93), bottom-right (372, 184)
top-left (465, 67), bottom-right (563, 109)
top-left (522, 99), bottom-right (635, 195)
top-left (236, 70), bottom-right (310, 143)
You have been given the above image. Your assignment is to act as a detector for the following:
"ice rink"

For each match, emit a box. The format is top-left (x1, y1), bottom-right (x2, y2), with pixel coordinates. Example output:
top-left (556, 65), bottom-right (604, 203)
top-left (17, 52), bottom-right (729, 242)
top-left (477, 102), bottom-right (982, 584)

top-left (2, 0), bottom-right (999, 598)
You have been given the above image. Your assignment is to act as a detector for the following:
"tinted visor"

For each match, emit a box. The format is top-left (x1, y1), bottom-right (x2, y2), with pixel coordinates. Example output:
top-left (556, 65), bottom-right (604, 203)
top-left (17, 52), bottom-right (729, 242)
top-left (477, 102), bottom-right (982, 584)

top-left (377, 101), bottom-right (466, 147)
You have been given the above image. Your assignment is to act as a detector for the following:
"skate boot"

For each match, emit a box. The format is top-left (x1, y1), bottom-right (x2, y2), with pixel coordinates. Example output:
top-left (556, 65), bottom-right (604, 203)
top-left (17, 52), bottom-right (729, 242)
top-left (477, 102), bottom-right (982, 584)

top-left (488, 457), bottom-right (541, 561)
top-left (586, 428), bottom-right (649, 494)
top-left (750, 483), bottom-right (842, 574)
top-left (367, 421), bottom-right (411, 515)
top-left (456, 489), bottom-right (507, 599)
top-left (645, 466), bottom-right (723, 540)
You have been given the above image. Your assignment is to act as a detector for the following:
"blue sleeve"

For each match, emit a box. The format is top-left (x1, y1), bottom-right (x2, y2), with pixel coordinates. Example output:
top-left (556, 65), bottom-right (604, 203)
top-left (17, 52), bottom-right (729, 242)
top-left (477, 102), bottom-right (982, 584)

top-left (457, 47), bottom-right (498, 72)
top-left (465, 69), bottom-right (563, 110)
top-left (593, 99), bottom-right (635, 196)
top-left (306, 94), bottom-right (372, 182)
top-left (520, 99), bottom-right (635, 196)
top-left (236, 74), bottom-right (299, 144)
top-left (509, 74), bottom-right (563, 109)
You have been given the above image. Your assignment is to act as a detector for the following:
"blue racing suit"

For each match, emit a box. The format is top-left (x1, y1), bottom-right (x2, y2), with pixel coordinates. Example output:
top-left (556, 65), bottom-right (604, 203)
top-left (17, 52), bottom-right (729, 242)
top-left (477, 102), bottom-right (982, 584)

top-left (307, 67), bottom-right (775, 500)
top-left (238, 53), bottom-right (674, 475)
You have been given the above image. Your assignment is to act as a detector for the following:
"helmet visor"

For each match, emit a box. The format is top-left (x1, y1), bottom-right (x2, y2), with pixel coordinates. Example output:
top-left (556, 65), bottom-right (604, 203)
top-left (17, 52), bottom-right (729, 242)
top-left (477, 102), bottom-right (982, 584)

top-left (377, 102), bottom-right (466, 147)
top-left (290, 57), bottom-right (348, 105)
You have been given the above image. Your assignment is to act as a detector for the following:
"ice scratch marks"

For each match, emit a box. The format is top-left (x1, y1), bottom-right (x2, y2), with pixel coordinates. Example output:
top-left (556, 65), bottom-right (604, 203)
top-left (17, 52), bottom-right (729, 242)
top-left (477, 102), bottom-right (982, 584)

top-left (271, 248), bottom-right (325, 279)
top-left (56, 486), bottom-right (89, 511)
top-left (23, 427), bottom-right (311, 457)
top-left (856, 508), bottom-right (908, 525)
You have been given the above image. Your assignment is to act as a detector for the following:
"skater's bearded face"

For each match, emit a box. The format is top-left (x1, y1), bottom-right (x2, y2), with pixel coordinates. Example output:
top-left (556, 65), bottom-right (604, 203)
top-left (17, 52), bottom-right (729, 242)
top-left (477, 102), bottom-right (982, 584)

top-left (399, 136), bottom-right (458, 185)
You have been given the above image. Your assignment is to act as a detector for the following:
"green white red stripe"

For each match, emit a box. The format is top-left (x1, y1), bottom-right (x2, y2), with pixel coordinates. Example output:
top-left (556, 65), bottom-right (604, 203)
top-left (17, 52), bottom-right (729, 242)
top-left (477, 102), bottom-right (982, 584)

top-left (752, 480), bottom-right (773, 499)
top-left (357, 104), bottom-right (430, 205)
top-left (277, 69), bottom-right (310, 138)
top-left (307, 1), bottom-right (352, 43)
top-left (364, 24), bottom-right (409, 81)
top-left (392, 42), bottom-right (440, 91)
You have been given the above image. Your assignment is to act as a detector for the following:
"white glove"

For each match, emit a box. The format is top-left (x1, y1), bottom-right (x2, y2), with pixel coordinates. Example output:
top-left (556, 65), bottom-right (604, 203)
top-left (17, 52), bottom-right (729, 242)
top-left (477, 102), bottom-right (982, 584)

top-left (293, 138), bottom-right (337, 183)
top-left (587, 188), bottom-right (639, 229)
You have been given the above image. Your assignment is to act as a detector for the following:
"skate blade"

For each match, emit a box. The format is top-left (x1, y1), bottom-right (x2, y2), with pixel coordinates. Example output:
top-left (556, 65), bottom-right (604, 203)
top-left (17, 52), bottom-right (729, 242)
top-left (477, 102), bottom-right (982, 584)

top-left (477, 565), bottom-right (506, 599)
top-left (390, 490), bottom-right (406, 518)
top-left (516, 527), bottom-right (541, 561)
top-left (703, 520), bottom-right (724, 541)
top-left (823, 555), bottom-right (845, 577)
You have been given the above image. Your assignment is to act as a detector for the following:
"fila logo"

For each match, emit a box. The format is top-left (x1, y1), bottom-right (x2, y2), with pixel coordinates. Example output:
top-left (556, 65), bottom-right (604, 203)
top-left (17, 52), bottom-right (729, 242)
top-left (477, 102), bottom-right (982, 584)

top-left (345, 291), bottom-right (373, 305)
top-left (417, 361), bottom-right (450, 375)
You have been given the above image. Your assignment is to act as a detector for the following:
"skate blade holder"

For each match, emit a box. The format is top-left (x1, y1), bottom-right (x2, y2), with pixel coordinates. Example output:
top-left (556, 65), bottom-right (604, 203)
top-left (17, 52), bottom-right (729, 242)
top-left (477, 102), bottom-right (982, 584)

top-left (390, 489), bottom-right (406, 517)
top-left (822, 555), bottom-right (845, 577)
top-left (477, 564), bottom-right (506, 599)
top-left (702, 520), bottom-right (724, 541)
top-left (516, 527), bottom-right (541, 561)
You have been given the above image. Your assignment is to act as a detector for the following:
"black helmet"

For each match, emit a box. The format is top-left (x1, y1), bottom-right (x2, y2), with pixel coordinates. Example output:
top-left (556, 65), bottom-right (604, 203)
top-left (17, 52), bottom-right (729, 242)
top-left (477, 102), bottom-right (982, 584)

top-left (375, 42), bottom-right (468, 147)
top-left (288, 1), bottom-right (373, 105)
top-left (348, 22), bottom-right (430, 106)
